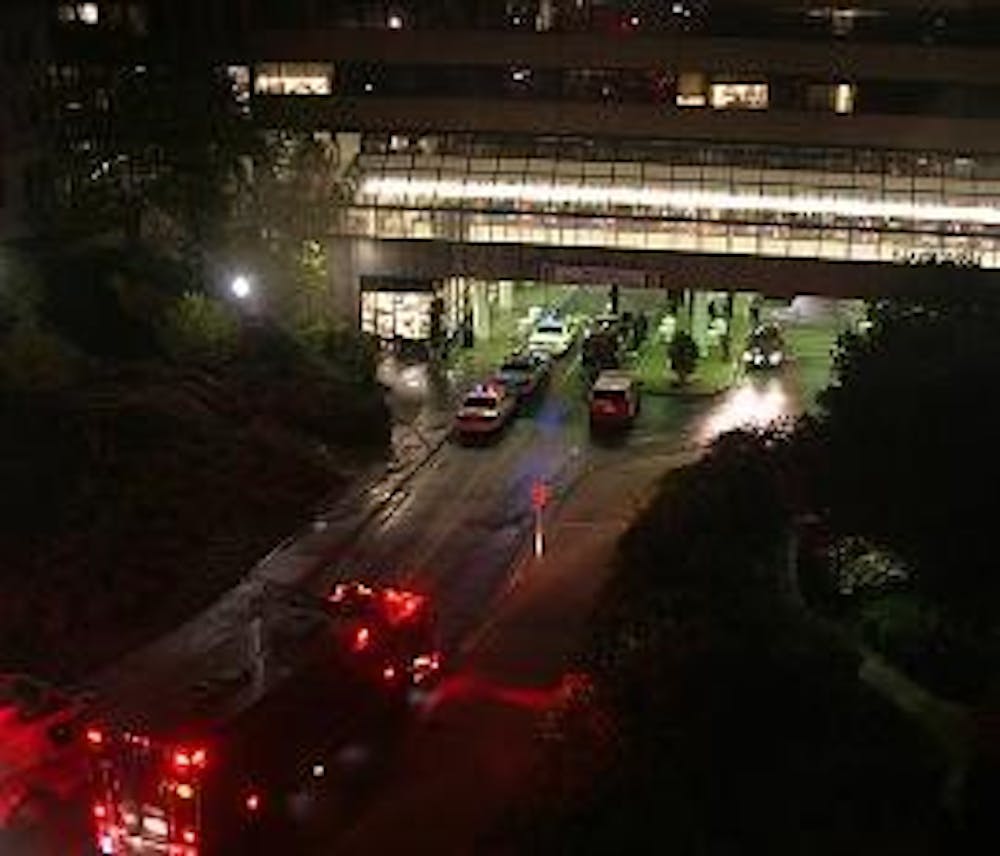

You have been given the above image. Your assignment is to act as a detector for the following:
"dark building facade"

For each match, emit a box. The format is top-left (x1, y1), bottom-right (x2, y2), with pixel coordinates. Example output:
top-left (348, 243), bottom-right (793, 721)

top-left (6, 2), bottom-right (1000, 315)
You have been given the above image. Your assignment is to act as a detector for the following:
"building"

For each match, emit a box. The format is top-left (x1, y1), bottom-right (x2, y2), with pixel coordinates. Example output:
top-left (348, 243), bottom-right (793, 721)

top-left (0, 1), bottom-right (52, 243)
top-left (10, 2), bottom-right (1000, 341)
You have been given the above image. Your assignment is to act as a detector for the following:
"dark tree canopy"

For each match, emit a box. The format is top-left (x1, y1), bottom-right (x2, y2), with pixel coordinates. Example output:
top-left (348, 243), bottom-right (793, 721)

top-left (819, 287), bottom-right (1000, 622)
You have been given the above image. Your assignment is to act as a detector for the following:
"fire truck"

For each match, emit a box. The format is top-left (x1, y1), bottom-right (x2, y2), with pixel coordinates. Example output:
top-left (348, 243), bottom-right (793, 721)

top-left (83, 580), bottom-right (441, 854)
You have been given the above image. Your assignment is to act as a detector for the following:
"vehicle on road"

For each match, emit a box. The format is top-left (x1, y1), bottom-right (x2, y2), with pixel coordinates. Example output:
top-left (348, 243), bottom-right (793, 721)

top-left (589, 371), bottom-right (641, 430)
top-left (453, 382), bottom-right (518, 439)
top-left (0, 674), bottom-right (92, 829)
top-left (496, 352), bottom-right (551, 402)
top-left (85, 582), bottom-right (441, 855)
top-left (742, 323), bottom-right (787, 371)
top-left (528, 317), bottom-right (575, 357)
top-left (582, 331), bottom-right (622, 385)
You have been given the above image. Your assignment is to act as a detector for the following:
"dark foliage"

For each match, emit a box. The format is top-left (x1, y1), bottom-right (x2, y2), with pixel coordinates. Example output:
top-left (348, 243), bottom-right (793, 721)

top-left (819, 290), bottom-right (1000, 625)
top-left (509, 433), bottom-right (945, 855)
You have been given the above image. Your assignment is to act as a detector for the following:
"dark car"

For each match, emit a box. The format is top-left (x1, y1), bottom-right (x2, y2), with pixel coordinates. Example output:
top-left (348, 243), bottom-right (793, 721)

top-left (742, 323), bottom-right (787, 371)
top-left (497, 351), bottom-right (552, 401)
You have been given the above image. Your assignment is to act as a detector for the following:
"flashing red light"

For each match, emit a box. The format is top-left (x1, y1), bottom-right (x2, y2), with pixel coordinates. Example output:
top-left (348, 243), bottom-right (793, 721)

top-left (382, 665), bottom-right (397, 682)
top-left (245, 793), bottom-right (261, 812)
top-left (380, 588), bottom-right (424, 625)
top-left (92, 803), bottom-right (107, 819)
top-left (86, 728), bottom-right (104, 746)
top-left (181, 828), bottom-right (197, 844)
top-left (173, 747), bottom-right (207, 772)
top-left (176, 783), bottom-right (195, 800)
top-left (352, 626), bottom-right (371, 652)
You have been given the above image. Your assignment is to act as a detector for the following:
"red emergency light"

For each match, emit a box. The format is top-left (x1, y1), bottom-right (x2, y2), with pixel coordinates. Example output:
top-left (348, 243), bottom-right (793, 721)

top-left (173, 746), bottom-right (207, 772)
top-left (352, 626), bottom-right (371, 652)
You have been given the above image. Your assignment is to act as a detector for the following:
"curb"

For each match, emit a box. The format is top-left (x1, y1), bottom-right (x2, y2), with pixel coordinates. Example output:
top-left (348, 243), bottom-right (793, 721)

top-left (250, 420), bottom-right (453, 587)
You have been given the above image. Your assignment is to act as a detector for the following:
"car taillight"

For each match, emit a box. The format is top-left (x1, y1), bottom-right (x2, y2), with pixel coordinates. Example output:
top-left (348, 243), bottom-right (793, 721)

top-left (181, 829), bottom-right (197, 845)
top-left (245, 792), bottom-right (261, 813)
top-left (86, 728), bottom-right (104, 747)
top-left (382, 665), bottom-right (397, 682)
top-left (92, 803), bottom-right (108, 819)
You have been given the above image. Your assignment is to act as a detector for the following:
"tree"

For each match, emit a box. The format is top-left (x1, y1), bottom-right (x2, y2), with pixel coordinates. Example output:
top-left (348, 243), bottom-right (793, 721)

top-left (46, 64), bottom-right (263, 284)
top-left (818, 287), bottom-right (1000, 625)
top-left (667, 330), bottom-right (699, 384)
top-left (158, 292), bottom-right (240, 367)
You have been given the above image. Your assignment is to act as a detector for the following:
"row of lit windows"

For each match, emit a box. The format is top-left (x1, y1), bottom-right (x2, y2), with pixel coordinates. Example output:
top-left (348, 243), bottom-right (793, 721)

top-left (342, 205), bottom-right (1000, 268)
top-left (359, 135), bottom-right (997, 182)
top-left (246, 61), bottom-right (1000, 120)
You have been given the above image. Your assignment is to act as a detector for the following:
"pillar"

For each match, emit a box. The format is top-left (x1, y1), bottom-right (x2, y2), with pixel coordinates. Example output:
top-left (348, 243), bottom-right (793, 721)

top-left (328, 236), bottom-right (360, 328)
top-left (498, 279), bottom-right (514, 310)
top-left (691, 290), bottom-right (709, 353)
top-left (472, 279), bottom-right (491, 341)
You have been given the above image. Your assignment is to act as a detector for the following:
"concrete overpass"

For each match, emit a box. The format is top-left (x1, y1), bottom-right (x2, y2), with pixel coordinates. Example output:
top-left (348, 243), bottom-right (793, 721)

top-left (328, 143), bottom-right (1000, 325)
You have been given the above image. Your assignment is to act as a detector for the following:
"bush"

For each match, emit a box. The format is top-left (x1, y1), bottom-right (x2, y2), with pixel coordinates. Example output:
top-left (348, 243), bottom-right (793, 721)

top-left (0, 320), bottom-right (82, 391)
top-left (667, 330), bottom-right (699, 383)
top-left (159, 292), bottom-right (240, 366)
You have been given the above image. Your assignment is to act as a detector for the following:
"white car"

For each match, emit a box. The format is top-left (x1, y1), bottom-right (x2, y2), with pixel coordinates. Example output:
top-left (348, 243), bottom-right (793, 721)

top-left (528, 318), bottom-right (575, 357)
top-left (453, 382), bottom-right (518, 438)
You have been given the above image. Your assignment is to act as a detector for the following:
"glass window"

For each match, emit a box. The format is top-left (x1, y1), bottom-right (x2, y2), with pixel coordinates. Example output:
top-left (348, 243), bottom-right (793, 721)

top-left (254, 63), bottom-right (333, 96)
top-left (676, 71), bottom-right (707, 107)
top-left (710, 82), bottom-right (769, 110)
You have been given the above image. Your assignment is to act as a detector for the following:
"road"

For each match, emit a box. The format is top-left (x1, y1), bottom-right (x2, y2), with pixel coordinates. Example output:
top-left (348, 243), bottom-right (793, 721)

top-left (3, 305), bottom-right (835, 855)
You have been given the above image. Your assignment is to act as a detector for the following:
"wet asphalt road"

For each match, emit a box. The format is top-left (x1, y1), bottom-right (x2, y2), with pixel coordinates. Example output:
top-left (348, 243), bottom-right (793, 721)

top-left (4, 312), bottom-right (832, 855)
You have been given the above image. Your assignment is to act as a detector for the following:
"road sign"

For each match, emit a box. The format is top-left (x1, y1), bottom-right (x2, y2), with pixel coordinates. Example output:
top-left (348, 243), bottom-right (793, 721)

top-left (531, 480), bottom-right (549, 509)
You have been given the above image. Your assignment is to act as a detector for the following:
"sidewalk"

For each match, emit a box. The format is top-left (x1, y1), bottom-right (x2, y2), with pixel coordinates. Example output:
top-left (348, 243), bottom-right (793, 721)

top-left (333, 447), bottom-right (698, 855)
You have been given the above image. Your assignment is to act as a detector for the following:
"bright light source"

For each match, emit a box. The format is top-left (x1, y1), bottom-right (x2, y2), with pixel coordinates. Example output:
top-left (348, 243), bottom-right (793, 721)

top-left (176, 783), bottom-right (195, 800)
top-left (352, 626), bottom-right (371, 652)
top-left (387, 13), bottom-right (403, 29)
top-left (92, 803), bottom-right (107, 819)
top-left (230, 275), bottom-right (251, 299)
top-left (86, 728), bottom-right (104, 746)
top-left (363, 82), bottom-right (374, 93)
top-left (245, 793), bottom-right (261, 812)
top-left (833, 82), bottom-right (855, 114)
top-left (382, 665), bottom-right (397, 682)
top-left (312, 763), bottom-right (325, 778)
top-left (629, 15), bottom-right (640, 27)
top-left (359, 175), bottom-right (1000, 227)
top-left (182, 829), bottom-right (197, 844)
top-left (78, 3), bottom-right (99, 25)
top-left (511, 67), bottom-right (531, 83)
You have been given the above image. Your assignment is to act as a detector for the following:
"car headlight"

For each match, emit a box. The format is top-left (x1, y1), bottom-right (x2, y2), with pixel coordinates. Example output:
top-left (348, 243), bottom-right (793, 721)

top-left (742, 350), bottom-right (752, 362)
top-left (768, 351), bottom-right (783, 366)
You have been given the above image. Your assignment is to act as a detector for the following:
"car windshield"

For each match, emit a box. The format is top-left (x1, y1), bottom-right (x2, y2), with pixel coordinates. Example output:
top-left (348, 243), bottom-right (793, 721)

top-left (464, 396), bottom-right (497, 409)
top-left (535, 324), bottom-right (564, 335)
top-left (501, 362), bottom-right (530, 373)
top-left (593, 389), bottom-right (627, 401)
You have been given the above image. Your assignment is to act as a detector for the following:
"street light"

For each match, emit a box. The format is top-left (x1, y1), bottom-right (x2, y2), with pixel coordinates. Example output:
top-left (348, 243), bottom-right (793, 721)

top-left (230, 275), bottom-right (252, 300)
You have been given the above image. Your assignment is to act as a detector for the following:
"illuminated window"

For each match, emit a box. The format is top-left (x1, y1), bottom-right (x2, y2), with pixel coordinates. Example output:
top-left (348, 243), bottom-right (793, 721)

top-left (254, 63), bottom-right (333, 96)
top-left (710, 82), bottom-right (768, 110)
top-left (833, 82), bottom-right (855, 114)
top-left (676, 71), bottom-right (706, 108)
top-left (58, 3), bottom-right (99, 25)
